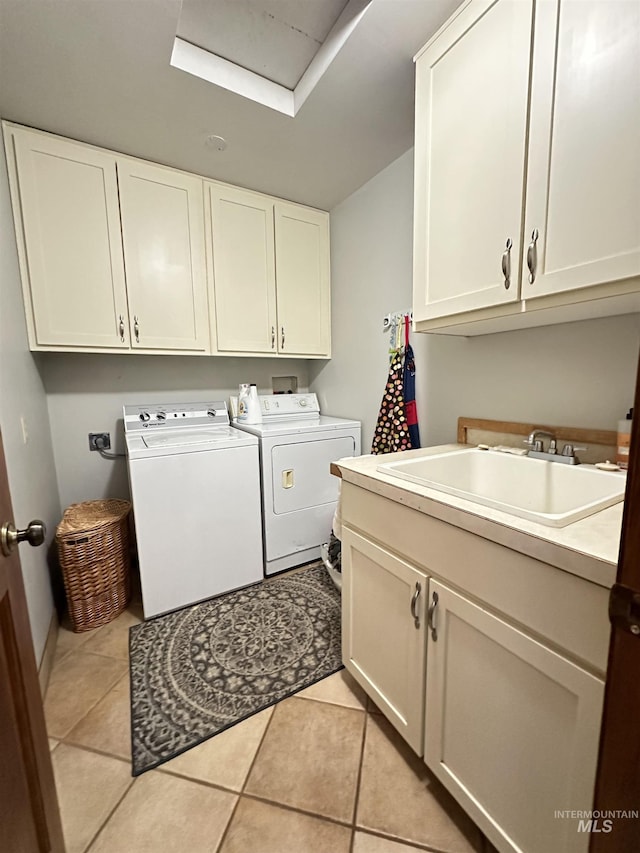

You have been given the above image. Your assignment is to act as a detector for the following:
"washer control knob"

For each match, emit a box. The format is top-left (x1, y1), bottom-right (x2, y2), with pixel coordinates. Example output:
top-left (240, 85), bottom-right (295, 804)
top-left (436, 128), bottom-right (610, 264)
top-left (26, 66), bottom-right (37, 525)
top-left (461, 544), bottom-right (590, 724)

top-left (207, 409), bottom-right (217, 417)
top-left (299, 398), bottom-right (308, 407)
top-left (139, 412), bottom-right (150, 422)
top-left (157, 411), bottom-right (166, 420)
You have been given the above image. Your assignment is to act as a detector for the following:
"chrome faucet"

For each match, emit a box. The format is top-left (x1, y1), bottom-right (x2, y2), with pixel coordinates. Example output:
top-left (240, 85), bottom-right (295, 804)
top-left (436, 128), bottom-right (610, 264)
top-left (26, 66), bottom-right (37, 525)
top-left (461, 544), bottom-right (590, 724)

top-left (525, 429), bottom-right (585, 464)
top-left (526, 429), bottom-right (557, 453)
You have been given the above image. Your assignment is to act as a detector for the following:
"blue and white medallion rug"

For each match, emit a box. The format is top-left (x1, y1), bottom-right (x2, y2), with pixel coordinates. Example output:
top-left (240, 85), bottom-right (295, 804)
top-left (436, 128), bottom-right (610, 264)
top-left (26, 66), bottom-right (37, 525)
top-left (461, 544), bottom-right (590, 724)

top-left (129, 562), bottom-right (342, 775)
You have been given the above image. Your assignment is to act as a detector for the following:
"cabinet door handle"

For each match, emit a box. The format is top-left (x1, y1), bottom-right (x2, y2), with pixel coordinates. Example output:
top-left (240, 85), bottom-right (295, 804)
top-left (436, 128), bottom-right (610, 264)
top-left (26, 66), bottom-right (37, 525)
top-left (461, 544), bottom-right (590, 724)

top-left (527, 228), bottom-right (539, 284)
top-left (118, 314), bottom-right (125, 342)
top-left (427, 591), bottom-right (439, 641)
top-left (501, 238), bottom-right (512, 290)
top-left (134, 315), bottom-right (140, 343)
top-left (410, 582), bottom-right (421, 629)
top-left (281, 326), bottom-right (285, 349)
top-left (271, 326), bottom-right (275, 349)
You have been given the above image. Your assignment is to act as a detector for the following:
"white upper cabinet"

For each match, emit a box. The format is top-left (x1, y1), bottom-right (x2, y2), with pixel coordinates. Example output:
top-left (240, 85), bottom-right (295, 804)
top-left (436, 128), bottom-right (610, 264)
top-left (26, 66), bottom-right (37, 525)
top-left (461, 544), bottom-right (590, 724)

top-left (7, 127), bottom-right (129, 349)
top-left (413, 0), bottom-right (533, 321)
top-left (117, 160), bottom-right (209, 352)
top-left (5, 122), bottom-right (331, 358)
top-left (274, 202), bottom-right (331, 357)
top-left (208, 185), bottom-right (331, 358)
top-left (413, 0), bottom-right (640, 334)
top-left (523, 0), bottom-right (640, 300)
top-left (208, 184), bottom-right (278, 353)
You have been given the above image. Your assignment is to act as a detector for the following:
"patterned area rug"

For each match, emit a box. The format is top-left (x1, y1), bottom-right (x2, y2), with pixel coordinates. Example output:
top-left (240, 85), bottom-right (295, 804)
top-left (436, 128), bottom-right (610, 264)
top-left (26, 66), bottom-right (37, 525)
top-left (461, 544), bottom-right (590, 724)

top-left (129, 563), bottom-right (342, 775)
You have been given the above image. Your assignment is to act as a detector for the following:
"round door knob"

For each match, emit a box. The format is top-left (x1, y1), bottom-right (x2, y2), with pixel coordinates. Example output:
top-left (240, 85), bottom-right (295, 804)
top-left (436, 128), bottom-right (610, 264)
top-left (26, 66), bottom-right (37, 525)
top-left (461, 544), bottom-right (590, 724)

top-left (1, 519), bottom-right (46, 557)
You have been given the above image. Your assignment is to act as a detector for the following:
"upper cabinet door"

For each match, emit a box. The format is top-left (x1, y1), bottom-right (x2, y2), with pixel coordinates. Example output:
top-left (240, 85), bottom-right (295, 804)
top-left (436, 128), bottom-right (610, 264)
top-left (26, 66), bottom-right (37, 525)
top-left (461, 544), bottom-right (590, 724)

top-left (524, 0), bottom-right (640, 301)
top-left (117, 160), bottom-right (209, 352)
top-left (274, 202), bottom-right (331, 357)
top-left (208, 184), bottom-right (277, 353)
top-left (9, 128), bottom-right (129, 348)
top-left (413, 0), bottom-right (533, 321)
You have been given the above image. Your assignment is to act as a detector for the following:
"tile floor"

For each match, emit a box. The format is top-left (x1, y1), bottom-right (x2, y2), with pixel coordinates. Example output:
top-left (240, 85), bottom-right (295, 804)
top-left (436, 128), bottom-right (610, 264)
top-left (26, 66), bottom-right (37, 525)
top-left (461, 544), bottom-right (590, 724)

top-left (46, 593), bottom-right (495, 853)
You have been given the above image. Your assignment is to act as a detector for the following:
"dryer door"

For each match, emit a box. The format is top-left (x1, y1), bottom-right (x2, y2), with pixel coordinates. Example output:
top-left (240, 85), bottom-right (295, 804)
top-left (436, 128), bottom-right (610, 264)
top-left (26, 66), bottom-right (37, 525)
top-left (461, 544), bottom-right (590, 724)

top-left (271, 435), bottom-right (355, 514)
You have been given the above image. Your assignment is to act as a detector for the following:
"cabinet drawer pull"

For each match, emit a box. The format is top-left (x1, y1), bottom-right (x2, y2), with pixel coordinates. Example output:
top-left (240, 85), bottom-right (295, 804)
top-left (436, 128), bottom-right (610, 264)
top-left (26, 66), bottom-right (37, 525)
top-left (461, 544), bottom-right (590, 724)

top-left (118, 314), bottom-right (125, 342)
top-left (134, 315), bottom-right (140, 343)
top-left (501, 238), bottom-right (512, 290)
top-left (281, 326), bottom-right (285, 349)
top-left (427, 591), bottom-right (439, 641)
top-left (410, 582), bottom-right (421, 629)
top-left (271, 326), bottom-right (275, 349)
top-left (527, 228), bottom-right (539, 284)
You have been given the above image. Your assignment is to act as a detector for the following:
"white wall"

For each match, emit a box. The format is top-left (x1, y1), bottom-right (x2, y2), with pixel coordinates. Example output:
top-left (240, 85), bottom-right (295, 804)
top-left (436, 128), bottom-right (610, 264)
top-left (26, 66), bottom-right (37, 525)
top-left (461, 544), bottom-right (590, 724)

top-left (0, 143), bottom-right (61, 663)
top-left (42, 354), bottom-right (309, 510)
top-left (311, 150), bottom-right (640, 452)
top-left (309, 150), bottom-right (426, 448)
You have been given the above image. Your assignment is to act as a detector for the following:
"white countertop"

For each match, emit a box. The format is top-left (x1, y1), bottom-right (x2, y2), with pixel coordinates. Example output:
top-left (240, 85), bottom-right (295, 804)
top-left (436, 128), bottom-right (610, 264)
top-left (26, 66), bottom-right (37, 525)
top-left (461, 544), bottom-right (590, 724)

top-left (336, 444), bottom-right (623, 589)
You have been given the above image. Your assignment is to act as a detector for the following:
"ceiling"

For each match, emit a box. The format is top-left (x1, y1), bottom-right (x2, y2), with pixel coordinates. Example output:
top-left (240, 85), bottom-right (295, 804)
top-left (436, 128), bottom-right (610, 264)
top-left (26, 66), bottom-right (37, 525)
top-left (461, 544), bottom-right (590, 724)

top-left (0, 0), bottom-right (461, 210)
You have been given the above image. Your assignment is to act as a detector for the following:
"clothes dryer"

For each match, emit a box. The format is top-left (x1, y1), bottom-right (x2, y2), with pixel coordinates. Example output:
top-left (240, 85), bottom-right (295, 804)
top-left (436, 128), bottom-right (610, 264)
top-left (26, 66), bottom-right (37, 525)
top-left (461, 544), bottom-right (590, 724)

top-left (231, 394), bottom-right (361, 575)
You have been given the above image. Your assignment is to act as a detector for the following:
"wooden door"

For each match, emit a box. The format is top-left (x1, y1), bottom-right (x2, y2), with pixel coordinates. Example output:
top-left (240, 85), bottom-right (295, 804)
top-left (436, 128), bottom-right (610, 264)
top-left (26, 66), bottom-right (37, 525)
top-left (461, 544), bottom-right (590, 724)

top-left (590, 349), bottom-right (640, 852)
top-left (413, 0), bottom-right (532, 322)
top-left (274, 202), bottom-right (331, 357)
top-left (0, 431), bottom-right (64, 852)
top-left (8, 126), bottom-right (129, 349)
top-left (524, 0), bottom-right (640, 302)
top-left (117, 159), bottom-right (209, 352)
top-left (208, 183), bottom-right (277, 353)
top-left (341, 527), bottom-right (427, 753)
top-left (425, 579), bottom-right (604, 853)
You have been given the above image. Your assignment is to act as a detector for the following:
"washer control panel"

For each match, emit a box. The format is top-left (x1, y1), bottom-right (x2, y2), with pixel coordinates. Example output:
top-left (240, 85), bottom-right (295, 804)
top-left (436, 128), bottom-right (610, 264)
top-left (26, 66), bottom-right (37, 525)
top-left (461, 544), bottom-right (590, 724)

top-left (124, 401), bottom-right (229, 432)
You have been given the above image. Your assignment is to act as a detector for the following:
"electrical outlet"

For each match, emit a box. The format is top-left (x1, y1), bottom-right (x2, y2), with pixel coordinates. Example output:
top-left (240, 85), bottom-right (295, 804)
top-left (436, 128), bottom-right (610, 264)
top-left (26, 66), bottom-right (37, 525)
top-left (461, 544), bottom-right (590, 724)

top-left (89, 432), bottom-right (111, 452)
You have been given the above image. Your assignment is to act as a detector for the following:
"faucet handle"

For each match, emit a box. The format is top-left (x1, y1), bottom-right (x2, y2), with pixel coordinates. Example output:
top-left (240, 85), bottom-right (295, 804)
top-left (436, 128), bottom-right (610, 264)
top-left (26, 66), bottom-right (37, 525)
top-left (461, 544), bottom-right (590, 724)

top-left (562, 444), bottom-right (587, 457)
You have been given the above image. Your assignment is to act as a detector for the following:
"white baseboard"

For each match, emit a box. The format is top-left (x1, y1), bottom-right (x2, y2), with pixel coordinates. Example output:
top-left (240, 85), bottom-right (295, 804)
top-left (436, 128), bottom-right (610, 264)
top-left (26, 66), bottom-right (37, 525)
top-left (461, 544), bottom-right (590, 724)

top-left (38, 612), bottom-right (58, 697)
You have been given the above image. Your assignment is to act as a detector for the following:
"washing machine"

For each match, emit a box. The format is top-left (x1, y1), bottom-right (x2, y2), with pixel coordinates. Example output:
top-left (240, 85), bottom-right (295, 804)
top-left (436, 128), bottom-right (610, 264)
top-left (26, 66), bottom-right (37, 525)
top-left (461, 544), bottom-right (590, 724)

top-left (231, 393), bottom-right (361, 575)
top-left (124, 401), bottom-right (263, 618)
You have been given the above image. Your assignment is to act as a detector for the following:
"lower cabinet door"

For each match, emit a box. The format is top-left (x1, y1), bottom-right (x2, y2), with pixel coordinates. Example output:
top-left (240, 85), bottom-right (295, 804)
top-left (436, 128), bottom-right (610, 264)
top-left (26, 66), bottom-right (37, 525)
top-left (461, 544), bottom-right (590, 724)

top-left (342, 527), bottom-right (427, 754)
top-left (424, 580), bottom-right (604, 853)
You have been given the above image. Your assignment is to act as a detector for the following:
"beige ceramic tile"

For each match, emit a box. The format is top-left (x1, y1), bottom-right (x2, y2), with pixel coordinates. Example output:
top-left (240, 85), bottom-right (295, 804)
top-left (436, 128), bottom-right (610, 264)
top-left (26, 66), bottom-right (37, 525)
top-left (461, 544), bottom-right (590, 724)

top-left (89, 771), bottom-right (237, 853)
top-left (52, 743), bottom-right (132, 853)
top-left (160, 707), bottom-right (273, 791)
top-left (353, 832), bottom-right (434, 853)
top-left (44, 650), bottom-right (128, 738)
top-left (367, 696), bottom-right (383, 714)
top-left (219, 797), bottom-right (352, 853)
top-left (54, 620), bottom-right (98, 662)
top-left (297, 669), bottom-right (367, 710)
top-left (81, 607), bottom-right (141, 660)
top-left (357, 715), bottom-right (482, 853)
top-left (245, 696), bottom-right (364, 822)
top-left (66, 674), bottom-right (131, 759)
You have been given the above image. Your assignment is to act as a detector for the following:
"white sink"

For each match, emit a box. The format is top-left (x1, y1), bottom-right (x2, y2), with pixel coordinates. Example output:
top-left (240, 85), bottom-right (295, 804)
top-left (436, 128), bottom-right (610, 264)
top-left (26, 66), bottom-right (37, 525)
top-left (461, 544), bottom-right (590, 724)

top-left (377, 447), bottom-right (626, 527)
